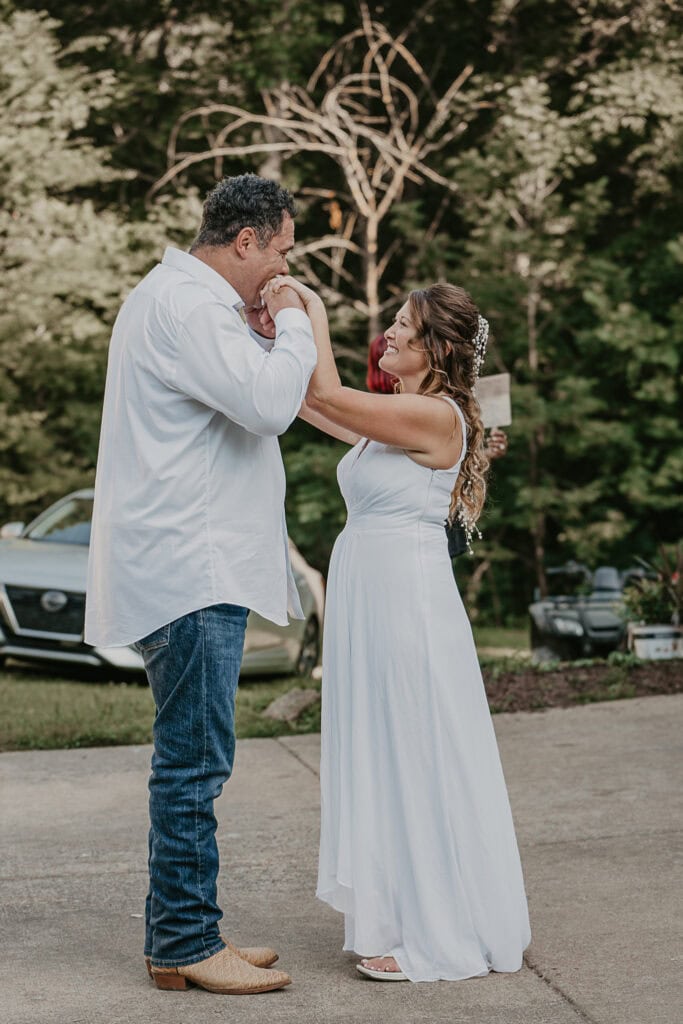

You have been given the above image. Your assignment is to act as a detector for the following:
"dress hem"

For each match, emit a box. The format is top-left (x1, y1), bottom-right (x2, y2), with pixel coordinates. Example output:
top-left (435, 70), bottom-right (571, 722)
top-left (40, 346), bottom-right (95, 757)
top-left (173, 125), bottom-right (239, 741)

top-left (316, 885), bottom-right (526, 983)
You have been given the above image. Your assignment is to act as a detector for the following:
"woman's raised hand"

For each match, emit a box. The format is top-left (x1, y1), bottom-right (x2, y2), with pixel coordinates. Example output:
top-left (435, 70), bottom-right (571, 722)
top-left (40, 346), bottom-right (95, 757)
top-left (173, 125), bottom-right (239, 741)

top-left (485, 428), bottom-right (508, 461)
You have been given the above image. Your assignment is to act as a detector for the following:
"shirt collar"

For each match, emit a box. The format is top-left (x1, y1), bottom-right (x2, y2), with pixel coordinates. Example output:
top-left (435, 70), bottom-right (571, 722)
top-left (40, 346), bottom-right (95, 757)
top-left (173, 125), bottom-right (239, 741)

top-left (162, 247), bottom-right (245, 311)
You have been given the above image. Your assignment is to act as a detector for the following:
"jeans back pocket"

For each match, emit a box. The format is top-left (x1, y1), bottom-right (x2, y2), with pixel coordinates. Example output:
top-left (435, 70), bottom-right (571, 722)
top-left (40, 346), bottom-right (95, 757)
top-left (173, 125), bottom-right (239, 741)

top-left (135, 622), bottom-right (170, 652)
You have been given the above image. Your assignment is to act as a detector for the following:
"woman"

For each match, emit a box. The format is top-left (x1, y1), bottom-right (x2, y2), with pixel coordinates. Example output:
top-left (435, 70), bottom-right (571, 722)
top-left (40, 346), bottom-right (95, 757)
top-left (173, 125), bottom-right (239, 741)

top-left (367, 332), bottom-right (509, 459)
top-left (263, 276), bottom-right (531, 983)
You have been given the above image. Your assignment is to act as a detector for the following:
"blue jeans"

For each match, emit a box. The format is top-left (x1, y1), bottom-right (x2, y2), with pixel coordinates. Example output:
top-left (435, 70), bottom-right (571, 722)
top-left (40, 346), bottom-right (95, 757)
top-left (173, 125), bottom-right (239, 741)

top-left (136, 603), bottom-right (248, 968)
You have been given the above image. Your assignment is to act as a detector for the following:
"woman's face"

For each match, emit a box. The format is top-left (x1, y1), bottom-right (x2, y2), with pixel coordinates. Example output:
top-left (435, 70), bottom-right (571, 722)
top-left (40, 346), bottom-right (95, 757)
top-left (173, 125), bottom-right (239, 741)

top-left (380, 302), bottom-right (428, 384)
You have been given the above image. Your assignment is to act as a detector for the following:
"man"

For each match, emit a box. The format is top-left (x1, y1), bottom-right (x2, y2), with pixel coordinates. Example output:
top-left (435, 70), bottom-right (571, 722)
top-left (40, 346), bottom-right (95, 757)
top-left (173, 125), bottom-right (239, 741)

top-left (85, 174), bottom-right (316, 994)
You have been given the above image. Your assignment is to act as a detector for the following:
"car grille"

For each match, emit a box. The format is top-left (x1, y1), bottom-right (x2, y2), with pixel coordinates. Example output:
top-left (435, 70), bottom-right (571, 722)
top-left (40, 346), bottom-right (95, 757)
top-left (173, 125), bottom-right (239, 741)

top-left (4, 586), bottom-right (85, 637)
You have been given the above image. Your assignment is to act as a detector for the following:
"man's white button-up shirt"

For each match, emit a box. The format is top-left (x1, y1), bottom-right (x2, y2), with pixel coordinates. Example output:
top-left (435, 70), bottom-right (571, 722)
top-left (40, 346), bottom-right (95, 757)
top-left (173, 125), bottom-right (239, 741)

top-left (84, 247), bottom-right (317, 648)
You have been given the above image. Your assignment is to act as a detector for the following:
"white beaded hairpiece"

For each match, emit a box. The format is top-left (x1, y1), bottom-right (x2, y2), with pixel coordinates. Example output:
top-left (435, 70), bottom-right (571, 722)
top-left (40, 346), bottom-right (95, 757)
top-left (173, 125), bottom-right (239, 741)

top-left (472, 315), bottom-right (489, 382)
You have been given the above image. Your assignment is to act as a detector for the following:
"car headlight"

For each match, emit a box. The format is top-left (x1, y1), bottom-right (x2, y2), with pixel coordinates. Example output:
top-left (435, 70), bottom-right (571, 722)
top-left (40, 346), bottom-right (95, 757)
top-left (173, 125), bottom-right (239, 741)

top-left (552, 617), bottom-right (584, 636)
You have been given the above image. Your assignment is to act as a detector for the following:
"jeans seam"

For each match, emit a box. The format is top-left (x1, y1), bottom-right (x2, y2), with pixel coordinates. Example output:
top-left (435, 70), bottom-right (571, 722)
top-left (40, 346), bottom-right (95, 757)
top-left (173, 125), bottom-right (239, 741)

top-left (197, 605), bottom-right (209, 954)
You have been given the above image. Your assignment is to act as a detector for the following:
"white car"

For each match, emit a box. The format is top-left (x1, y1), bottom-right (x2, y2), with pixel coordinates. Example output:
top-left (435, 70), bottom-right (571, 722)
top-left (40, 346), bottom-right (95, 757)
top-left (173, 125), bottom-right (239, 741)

top-left (0, 489), bottom-right (323, 677)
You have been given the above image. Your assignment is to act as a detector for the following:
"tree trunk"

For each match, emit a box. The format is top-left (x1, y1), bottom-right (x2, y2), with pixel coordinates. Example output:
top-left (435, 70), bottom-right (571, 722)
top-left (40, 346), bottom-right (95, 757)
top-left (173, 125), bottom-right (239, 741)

top-left (464, 558), bottom-right (491, 621)
top-left (488, 560), bottom-right (504, 627)
top-left (365, 214), bottom-right (380, 341)
top-left (529, 428), bottom-right (547, 597)
top-left (527, 278), bottom-right (547, 596)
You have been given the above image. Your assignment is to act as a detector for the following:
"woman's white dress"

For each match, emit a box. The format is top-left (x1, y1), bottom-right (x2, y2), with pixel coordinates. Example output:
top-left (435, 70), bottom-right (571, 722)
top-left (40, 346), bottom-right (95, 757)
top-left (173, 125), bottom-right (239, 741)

top-left (317, 399), bottom-right (531, 982)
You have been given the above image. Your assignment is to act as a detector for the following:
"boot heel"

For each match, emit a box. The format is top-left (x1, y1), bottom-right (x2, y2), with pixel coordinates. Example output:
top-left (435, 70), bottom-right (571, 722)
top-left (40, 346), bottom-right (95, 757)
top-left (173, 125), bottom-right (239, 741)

top-left (153, 971), bottom-right (190, 991)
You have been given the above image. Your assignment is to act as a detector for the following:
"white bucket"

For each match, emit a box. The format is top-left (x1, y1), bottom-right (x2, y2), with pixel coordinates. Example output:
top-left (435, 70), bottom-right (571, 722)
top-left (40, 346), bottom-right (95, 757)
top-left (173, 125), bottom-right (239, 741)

top-left (628, 624), bottom-right (683, 660)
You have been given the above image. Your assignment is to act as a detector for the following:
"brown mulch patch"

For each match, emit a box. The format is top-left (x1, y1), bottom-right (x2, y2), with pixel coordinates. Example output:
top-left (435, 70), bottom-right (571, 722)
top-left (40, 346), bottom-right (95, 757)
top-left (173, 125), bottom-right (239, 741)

top-left (481, 658), bottom-right (683, 714)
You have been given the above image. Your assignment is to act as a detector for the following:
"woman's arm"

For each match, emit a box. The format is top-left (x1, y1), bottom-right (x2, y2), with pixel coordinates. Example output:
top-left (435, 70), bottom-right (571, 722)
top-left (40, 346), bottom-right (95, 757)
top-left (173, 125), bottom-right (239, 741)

top-left (298, 399), bottom-right (361, 445)
top-left (263, 277), bottom-right (460, 460)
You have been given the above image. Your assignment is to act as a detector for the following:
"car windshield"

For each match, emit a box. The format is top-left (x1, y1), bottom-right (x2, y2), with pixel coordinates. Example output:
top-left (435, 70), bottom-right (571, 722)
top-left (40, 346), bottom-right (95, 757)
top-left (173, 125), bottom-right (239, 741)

top-left (27, 497), bottom-right (93, 545)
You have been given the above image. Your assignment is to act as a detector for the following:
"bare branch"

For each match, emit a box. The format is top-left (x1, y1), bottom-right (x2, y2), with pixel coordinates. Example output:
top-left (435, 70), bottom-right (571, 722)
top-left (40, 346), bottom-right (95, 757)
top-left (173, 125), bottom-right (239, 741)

top-left (421, 120), bottom-right (471, 157)
top-left (293, 235), bottom-right (364, 258)
top-left (422, 193), bottom-right (452, 246)
top-left (150, 141), bottom-right (351, 198)
top-left (423, 64), bottom-right (476, 140)
top-left (298, 248), bottom-right (359, 291)
top-left (376, 237), bottom-right (403, 280)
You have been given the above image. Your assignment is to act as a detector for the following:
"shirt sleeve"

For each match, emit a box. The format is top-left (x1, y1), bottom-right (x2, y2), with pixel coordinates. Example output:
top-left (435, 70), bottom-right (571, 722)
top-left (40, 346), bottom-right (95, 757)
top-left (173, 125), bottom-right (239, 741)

top-left (173, 303), bottom-right (317, 436)
top-left (247, 324), bottom-right (275, 352)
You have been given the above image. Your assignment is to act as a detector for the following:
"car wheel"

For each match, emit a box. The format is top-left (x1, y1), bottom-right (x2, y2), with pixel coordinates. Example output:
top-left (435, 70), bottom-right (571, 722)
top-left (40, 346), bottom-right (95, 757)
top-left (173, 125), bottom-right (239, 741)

top-left (295, 616), bottom-right (320, 678)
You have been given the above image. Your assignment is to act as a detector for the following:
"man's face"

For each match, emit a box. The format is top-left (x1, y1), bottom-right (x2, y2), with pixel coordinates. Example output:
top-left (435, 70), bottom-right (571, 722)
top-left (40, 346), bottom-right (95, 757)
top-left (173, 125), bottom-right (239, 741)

top-left (243, 212), bottom-right (295, 307)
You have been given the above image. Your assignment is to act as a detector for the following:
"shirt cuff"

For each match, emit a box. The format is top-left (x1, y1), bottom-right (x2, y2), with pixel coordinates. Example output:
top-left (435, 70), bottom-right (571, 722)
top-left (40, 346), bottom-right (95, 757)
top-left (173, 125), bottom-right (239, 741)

top-left (274, 307), bottom-right (312, 332)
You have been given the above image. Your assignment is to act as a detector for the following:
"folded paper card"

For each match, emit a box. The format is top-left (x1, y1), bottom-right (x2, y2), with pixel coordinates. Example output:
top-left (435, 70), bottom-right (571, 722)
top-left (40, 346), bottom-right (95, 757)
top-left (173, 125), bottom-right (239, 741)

top-left (476, 373), bottom-right (511, 429)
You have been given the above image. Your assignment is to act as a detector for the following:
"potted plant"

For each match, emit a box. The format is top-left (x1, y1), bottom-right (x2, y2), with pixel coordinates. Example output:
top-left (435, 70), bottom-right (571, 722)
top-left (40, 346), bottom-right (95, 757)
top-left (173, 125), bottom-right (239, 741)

top-left (622, 544), bottom-right (682, 659)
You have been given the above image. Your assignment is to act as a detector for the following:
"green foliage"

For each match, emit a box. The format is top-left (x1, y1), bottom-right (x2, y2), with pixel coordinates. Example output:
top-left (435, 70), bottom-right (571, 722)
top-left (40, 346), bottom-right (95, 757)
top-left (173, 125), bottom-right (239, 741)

top-left (622, 544), bottom-right (683, 624)
top-left (444, 4), bottom-right (683, 609)
top-left (0, 9), bottom-right (201, 520)
top-left (622, 577), bottom-right (678, 626)
top-left (229, 1), bottom-right (348, 92)
top-left (0, 10), bottom-right (123, 512)
top-left (11, 0), bottom-right (350, 203)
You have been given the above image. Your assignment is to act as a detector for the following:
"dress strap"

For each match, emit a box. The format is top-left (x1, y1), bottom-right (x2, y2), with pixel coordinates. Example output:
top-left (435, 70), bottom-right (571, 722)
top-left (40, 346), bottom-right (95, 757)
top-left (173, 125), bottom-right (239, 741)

top-left (438, 395), bottom-right (467, 464)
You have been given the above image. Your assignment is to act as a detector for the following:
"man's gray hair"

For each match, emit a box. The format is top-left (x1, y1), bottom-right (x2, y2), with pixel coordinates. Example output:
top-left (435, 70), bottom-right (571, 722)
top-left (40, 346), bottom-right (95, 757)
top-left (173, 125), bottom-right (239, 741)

top-left (191, 173), bottom-right (297, 250)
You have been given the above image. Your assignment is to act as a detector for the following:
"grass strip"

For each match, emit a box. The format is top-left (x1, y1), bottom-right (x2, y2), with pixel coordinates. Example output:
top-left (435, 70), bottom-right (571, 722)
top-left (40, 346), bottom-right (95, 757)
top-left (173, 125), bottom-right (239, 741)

top-left (0, 669), bottom-right (321, 751)
top-left (1, 646), bottom-right (680, 753)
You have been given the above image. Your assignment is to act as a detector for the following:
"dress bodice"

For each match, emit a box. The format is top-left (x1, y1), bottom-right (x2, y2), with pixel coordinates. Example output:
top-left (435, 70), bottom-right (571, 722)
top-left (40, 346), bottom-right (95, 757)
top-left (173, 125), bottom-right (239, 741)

top-left (337, 399), bottom-right (467, 534)
top-left (337, 442), bottom-right (459, 532)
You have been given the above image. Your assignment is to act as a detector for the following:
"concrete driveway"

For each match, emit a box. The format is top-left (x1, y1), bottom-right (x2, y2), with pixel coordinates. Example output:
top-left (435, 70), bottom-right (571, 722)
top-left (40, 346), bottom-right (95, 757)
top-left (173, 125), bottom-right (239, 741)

top-left (1, 694), bottom-right (681, 1024)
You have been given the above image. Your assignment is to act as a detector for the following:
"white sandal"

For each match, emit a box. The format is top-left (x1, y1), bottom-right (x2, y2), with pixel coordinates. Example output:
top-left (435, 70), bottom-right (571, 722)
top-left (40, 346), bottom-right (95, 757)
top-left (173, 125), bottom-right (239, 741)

top-left (356, 956), bottom-right (407, 981)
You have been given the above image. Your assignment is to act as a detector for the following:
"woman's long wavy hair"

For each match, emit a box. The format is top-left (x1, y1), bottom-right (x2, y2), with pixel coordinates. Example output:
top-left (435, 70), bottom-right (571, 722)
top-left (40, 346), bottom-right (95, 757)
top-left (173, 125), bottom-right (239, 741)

top-left (399, 283), bottom-right (490, 525)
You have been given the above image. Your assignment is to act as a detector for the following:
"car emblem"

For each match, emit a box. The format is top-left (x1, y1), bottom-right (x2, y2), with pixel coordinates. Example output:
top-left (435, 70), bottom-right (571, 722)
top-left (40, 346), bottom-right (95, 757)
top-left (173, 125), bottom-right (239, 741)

top-left (41, 590), bottom-right (68, 613)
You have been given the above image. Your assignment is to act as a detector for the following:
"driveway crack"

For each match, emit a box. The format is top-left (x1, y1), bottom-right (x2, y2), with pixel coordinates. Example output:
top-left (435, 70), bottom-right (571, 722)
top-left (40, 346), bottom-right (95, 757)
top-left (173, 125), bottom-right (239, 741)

top-left (275, 737), bottom-right (319, 777)
top-left (524, 952), bottom-right (600, 1023)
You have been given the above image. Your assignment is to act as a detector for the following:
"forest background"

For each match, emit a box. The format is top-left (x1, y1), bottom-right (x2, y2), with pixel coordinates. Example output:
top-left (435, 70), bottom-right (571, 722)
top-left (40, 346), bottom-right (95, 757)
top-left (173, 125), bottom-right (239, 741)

top-left (1, 0), bottom-right (681, 624)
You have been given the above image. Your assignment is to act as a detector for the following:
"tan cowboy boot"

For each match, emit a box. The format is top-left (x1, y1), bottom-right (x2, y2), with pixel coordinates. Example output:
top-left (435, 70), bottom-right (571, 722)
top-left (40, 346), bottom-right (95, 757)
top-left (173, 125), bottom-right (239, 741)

top-left (145, 935), bottom-right (278, 976)
top-left (151, 945), bottom-right (291, 994)
top-left (223, 938), bottom-right (279, 967)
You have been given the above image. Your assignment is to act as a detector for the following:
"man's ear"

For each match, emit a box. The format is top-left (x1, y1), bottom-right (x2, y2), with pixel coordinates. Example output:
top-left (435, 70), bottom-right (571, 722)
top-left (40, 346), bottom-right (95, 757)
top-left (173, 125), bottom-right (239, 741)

top-left (234, 226), bottom-right (256, 260)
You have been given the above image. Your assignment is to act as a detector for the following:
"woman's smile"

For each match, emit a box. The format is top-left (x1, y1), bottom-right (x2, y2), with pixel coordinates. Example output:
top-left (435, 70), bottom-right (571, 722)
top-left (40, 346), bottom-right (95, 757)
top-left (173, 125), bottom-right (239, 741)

top-left (378, 303), bottom-right (428, 386)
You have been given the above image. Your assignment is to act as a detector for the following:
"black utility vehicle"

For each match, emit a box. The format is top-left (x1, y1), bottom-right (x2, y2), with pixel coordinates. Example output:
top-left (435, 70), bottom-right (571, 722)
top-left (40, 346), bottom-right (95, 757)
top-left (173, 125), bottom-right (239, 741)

top-left (528, 561), bottom-right (645, 663)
